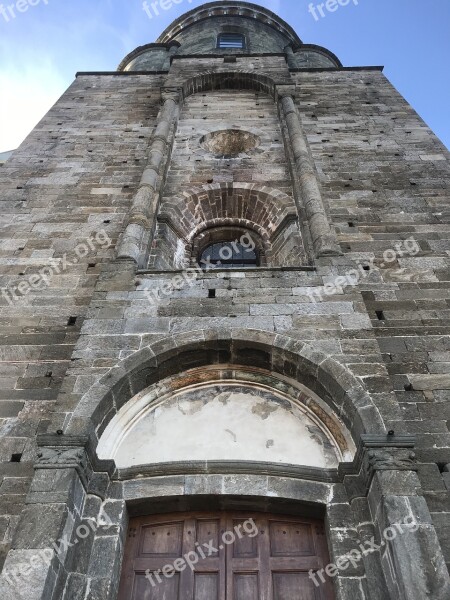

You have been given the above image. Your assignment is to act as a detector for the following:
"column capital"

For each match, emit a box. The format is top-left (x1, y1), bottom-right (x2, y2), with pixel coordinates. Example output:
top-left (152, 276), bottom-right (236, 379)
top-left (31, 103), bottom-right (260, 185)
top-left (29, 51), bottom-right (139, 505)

top-left (275, 84), bottom-right (297, 101)
top-left (35, 434), bottom-right (116, 489)
top-left (339, 434), bottom-right (418, 500)
top-left (36, 444), bottom-right (91, 488)
top-left (161, 87), bottom-right (182, 104)
top-left (361, 434), bottom-right (418, 478)
top-left (367, 448), bottom-right (418, 474)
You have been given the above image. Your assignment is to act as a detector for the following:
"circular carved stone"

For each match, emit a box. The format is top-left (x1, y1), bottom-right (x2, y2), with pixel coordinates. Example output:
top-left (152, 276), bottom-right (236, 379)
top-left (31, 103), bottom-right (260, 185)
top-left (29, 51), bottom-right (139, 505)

top-left (200, 129), bottom-right (260, 157)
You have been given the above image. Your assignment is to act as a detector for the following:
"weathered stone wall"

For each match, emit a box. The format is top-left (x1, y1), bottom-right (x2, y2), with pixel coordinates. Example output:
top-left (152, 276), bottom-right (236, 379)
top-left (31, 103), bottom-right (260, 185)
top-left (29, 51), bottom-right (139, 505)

top-left (292, 68), bottom-right (450, 565)
top-left (0, 5), bottom-right (449, 598)
top-left (0, 74), bottom-right (165, 568)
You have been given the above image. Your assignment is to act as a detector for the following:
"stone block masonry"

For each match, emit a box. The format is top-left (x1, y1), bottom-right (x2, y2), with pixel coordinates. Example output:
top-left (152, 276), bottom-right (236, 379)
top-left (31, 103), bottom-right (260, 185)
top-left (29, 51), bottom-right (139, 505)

top-left (0, 3), bottom-right (449, 599)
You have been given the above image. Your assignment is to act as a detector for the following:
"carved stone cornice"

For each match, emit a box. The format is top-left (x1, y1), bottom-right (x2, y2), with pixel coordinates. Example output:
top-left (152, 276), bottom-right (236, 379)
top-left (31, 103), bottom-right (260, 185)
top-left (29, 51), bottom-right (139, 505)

top-left (36, 434), bottom-right (116, 492)
top-left (36, 446), bottom-right (91, 488)
top-left (339, 434), bottom-right (417, 500)
top-left (367, 448), bottom-right (418, 475)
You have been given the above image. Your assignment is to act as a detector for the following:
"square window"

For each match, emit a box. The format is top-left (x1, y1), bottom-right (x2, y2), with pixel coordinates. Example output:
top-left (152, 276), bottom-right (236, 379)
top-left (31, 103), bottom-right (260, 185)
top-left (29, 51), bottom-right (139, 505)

top-left (217, 33), bottom-right (246, 49)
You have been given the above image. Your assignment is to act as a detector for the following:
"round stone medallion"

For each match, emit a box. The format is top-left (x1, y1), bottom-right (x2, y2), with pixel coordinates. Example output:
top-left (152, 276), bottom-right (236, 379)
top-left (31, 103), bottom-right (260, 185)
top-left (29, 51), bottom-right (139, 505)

top-left (200, 129), bottom-right (260, 157)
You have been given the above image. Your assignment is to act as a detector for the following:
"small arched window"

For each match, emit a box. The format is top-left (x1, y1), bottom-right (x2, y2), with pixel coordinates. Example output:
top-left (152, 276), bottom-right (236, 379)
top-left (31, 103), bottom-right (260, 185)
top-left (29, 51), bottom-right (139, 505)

top-left (200, 241), bottom-right (258, 269)
top-left (217, 33), bottom-right (246, 49)
top-left (192, 226), bottom-right (265, 270)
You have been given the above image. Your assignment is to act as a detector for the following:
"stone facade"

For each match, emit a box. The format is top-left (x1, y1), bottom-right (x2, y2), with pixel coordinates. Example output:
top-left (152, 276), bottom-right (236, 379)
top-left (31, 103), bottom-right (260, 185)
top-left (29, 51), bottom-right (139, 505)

top-left (0, 2), bottom-right (449, 599)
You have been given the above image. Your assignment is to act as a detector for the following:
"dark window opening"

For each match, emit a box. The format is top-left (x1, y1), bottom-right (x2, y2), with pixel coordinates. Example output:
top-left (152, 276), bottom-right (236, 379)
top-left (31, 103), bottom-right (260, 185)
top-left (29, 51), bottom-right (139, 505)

top-left (217, 33), bottom-right (246, 49)
top-left (11, 453), bottom-right (22, 463)
top-left (200, 241), bottom-right (258, 269)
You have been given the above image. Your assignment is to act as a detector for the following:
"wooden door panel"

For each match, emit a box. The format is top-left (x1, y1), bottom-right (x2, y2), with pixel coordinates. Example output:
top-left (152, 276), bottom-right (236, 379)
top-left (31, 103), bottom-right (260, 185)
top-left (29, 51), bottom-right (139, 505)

top-left (132, 573), bottom-right (181, 600)
top-left (231, 519), bottom-right (258, 558)
top-left (196, 519), bottom-right (220, 552)
top-left (269, 521), bottom-right (315, 557)
top-left (272, 572), bottom-right (320, 600)
top-left (233, 573), bottom-right (260, 600)
top-left (139, 522), bottom-right (184, 557)
top-left (194, 573), bottom-right (219, 600)
top-left (119, 512), bottom-right (335, 600)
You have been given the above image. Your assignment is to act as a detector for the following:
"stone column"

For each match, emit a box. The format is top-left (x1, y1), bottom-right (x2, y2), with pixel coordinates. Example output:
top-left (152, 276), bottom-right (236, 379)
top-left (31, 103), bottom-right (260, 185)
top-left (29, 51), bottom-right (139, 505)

top-left (0, 443), bottom-right (89, 600)
top-left (284, 44), bottom-right (296, 69)
top-left (280, 93), bottom-right (341, 257)
top-left (117, 89), bottom-right (181, 265)
top-left (363, 437), bottom-right (450, 600)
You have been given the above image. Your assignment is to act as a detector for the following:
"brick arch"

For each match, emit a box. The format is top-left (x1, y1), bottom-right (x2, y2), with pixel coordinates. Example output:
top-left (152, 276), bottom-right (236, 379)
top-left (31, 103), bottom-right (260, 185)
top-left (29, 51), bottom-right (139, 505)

top-left (68, 329), bottom-right (386, 448)
top-left (152, 182), bottom-right (305, 268)
top-left (181, 71), bottom-right (278, 100)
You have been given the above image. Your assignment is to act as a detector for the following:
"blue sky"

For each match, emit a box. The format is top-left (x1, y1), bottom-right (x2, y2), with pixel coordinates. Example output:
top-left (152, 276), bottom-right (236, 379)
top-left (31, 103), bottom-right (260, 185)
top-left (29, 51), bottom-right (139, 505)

top-left (1, 0), bottom-right (449, 152)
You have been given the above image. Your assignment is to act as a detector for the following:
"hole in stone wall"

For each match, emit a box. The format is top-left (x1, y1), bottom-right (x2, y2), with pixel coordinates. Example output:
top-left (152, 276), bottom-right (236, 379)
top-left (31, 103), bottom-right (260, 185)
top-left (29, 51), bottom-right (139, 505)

top-left (375, 310), bottom-right (385, 321)
top-left (67, 316), bottom-right (77, 326)
top-left (208, 289), bottom-right (216, 298)
top-left (200, 129), bottom-right (260, 158)
top-left (11, 454), bottom-right (22, 463)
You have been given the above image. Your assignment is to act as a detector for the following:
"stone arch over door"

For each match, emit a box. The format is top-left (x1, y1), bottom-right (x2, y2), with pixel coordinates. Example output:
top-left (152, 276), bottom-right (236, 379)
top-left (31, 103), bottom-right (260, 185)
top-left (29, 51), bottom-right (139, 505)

top-left (151, 183), bottom-right (305, 269)
top-left (66, 329), bottom-right (386, 448)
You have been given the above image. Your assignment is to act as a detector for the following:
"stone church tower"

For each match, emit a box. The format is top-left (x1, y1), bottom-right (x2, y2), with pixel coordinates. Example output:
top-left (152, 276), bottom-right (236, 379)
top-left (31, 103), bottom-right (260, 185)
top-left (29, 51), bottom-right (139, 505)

top-left (0, 2), bottom-right (449, 598)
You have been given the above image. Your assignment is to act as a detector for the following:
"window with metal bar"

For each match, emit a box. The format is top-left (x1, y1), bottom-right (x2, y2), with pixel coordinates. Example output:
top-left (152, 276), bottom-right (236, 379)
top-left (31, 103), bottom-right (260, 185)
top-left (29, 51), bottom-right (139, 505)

top-left (200, 241), bottom-right (258, 269)
top-left (217, 33), bottom-right (246, 49)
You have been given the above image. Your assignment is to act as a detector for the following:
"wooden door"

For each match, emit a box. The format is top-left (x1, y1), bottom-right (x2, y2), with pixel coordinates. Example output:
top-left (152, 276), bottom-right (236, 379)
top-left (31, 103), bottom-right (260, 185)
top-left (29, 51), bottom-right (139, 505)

top-left (118, 512), bottom-right (335, 600)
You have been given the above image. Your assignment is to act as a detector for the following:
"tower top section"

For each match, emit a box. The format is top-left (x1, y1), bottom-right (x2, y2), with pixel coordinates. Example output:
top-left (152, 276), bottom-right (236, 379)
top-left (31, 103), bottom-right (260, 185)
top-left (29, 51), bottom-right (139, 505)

top-left (157, 1), bottom-right (302, 47)
top-left (119, 1), bottom-right (341, 71)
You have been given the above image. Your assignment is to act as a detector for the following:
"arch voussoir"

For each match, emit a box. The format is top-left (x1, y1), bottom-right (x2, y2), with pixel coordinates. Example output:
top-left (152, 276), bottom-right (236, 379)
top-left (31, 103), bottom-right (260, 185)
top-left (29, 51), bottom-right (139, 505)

top-left (68, 329), bottom-right (385, 446)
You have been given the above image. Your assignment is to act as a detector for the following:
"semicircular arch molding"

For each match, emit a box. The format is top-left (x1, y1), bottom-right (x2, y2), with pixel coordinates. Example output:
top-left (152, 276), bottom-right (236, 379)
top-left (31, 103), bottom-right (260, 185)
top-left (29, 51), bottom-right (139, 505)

top-left (97, 365), bottom-right (356, 470)
top-left (67, 329), bottom-right (386, 451)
